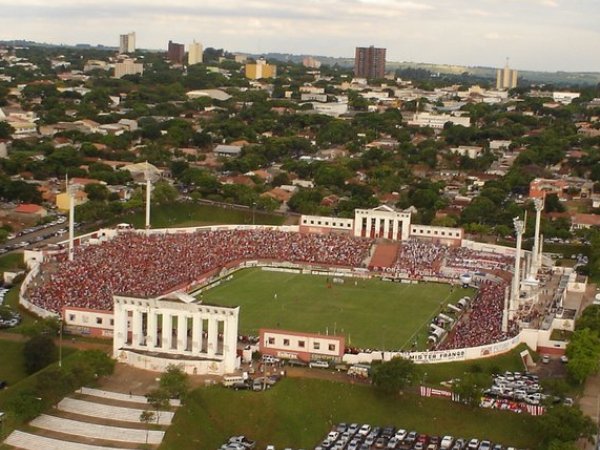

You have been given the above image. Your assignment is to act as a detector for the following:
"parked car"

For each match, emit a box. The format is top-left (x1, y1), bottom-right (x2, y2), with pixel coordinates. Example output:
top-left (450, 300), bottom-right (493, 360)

top-left (467, 439), bottom-right (479, 450)
top-left (309, 360), bottom-right (330, 369)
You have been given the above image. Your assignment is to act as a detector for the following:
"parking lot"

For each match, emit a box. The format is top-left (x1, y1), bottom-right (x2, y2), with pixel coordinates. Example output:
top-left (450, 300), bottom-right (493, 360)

top-left (314, 423), bottom-right (516, 450)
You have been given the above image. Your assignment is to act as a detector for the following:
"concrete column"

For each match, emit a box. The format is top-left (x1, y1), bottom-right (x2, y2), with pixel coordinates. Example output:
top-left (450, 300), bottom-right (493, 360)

top-left (383, 218), bottom-right (390, 239)
top-left (529, 198), bottom-right (543, 278)
top-left (131, 309), bottom-right (143, 348)
top-left (147, 311), bottom-right (157, 349)
top-left (365, 216), bottom-right (372, 238)
top-left (511, 217), bottom-right (525, 315)
top-left (113, 302), bottom-right (128, 355)
top-left (162, 313), bottom-right (172, 350)
top-left (177, 314), bottom-right (188, 351)
top-left (223, 311), bottom-right (239, 373)
top-left (192, 313), bottom-right (203, 354)
top-left (207, 317), bottom-right (218, 356)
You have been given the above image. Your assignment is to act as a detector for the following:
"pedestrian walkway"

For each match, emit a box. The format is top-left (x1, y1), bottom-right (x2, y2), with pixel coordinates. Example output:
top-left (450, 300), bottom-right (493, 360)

top-left (31, 414), bottom-right (165, 444)
top-left (4, 430), bottom-right (131, 450)
top-left (77, 386), bottom-right (181, 406)
top-left (57, 397), bottom-right (174, 424)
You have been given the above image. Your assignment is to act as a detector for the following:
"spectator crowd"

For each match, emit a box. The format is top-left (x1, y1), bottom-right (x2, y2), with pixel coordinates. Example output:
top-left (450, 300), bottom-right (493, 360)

top-left (26, 229), bottom-right (373, 314)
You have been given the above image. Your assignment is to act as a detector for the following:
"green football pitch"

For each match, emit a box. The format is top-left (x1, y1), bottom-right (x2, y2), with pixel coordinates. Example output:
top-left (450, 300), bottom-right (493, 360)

top-left (200, 269), bottom-right (475, 350)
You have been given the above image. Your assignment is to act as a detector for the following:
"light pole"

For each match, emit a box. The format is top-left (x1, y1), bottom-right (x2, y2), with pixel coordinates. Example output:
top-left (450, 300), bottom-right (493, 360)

top-left (58, 316), bottom-right (63, 368)
top-left (252, 202), bottom-right (256, 226)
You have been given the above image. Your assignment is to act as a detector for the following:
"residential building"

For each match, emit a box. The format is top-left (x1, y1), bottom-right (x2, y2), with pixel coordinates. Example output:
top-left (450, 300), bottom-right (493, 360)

top-left (496, 60), bottom-right (518, 90)
top-left (449, 145), bottom-right (483, 159)
top-left (188, 40), bottom-right (203, 66)
top-left (245, 59), bottom-right (277, 80)
top-left (571, 213), bottom-right (600, 231)
top-left (214, 144), bottom-right (243, 158)
top-left (113, 59), bottom-right (143, 78)
top-left (119, 32), bottom-right (136, 54)
top-left (167, 40), bottom-right (185, 64)
top-left (354, 46), bottom-right (386, 79)
top-left (302, 56), bottom-right (321, 69)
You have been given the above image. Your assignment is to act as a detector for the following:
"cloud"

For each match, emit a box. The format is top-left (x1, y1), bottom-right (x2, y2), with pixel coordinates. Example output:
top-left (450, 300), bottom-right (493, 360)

top-left (0, 0), bottom-right (598, 71)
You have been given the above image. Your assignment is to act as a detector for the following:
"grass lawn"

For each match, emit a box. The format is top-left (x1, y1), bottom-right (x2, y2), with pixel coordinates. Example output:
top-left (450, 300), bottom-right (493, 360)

top-left (107, 202), bottom-right (286, 229)
top-left (0, 340), bottom-right (28, 385)
top-left (421, 344), bottom-right (531, 385)
top-left (202, 269), bottom-right (475, 350)
top-left (0, 253), bottom-right (24, 273)
top-left (161, 378), bottom-right (542, 450)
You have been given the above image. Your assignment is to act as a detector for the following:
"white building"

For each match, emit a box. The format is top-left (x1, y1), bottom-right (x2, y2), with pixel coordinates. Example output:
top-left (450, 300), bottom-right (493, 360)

top-left (300, 205), bottom-right (464, 246)
top-left (114, 59), bottom-right (144, 79)
top-left (407, 112), bottom-right (471, 129)
top-left (450, 145), bottom-right (483, 159)
top-left (188, 40), bottom-right (203, 66)
top-left (553, 92), bottom-right (580, 105)
top-left (119, 32), bottom-right (136, 54)
top-left (309, 102), bottom-right (349, 117)
top-left (113, 293), bottom-right (240, 375)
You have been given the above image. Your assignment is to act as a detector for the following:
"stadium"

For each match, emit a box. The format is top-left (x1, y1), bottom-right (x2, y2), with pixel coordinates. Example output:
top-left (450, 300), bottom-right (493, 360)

top-left (18, 203), bottom-right (576, 375)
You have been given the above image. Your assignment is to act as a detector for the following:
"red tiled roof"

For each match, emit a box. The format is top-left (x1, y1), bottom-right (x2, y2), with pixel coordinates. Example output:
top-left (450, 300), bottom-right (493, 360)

top-left (14, 203), bottom-right (44, 214)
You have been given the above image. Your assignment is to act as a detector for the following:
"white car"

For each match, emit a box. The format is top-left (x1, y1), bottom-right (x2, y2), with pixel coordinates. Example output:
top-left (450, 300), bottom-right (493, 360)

top-left (309, 360), bottom-right (330, 369)
top-left (395, 429), bottom-right (407, 441)
top-left (467, 439), bottom-right (479, 450)
top-left (441, 436), bottom-right (454, 450)
top-left (358, 424), bottom-right (371, 436)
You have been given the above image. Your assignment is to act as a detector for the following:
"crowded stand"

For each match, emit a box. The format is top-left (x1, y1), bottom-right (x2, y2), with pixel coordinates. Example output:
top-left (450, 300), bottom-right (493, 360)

top-left (437, 280), bottom-right (518, 350)
top-left (26, 229), bottom-right (373, 314)
top-left (445, 246), bottom-right (514, 273)
top-left (25, 226), bottom-right (524, 351)
top-left (387, 239), bottom-right (448, 278)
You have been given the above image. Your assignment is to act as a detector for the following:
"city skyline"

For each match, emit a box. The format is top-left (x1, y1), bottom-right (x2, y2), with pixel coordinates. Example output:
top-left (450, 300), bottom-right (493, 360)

top-left (1, 0), bottom-right (599, 72)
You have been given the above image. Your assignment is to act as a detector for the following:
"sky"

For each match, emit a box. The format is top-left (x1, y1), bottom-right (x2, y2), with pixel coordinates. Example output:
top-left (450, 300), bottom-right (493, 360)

top-left (1, 0), bottom-right (599, 72)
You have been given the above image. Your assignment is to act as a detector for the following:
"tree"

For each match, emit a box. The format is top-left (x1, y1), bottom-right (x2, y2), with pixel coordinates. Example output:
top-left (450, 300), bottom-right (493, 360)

top-left (152, 181), bottom-right (179, 205)
top-left (545, 193), bottom-right (566, 213)
top-left (146, 388), bottom-right (171, 424)
top-left (140, 410), bottom-right (156, 444)
top-left (159, 364), bottom-right (189, 400)
top-left (537, 405), bottom-right (595, 446)
top-left (0, 121), bottom-right (14, 139)
top-left (565, 328), bottom-right (600, 383)
top-left (23, 334), bottom-right (58, 374)
top-left (451, 374), bottom-right (485, 407)
top-left (84, 183), bottom-right (110, 202)
top-left (371, 357), bottom-right (417, 394)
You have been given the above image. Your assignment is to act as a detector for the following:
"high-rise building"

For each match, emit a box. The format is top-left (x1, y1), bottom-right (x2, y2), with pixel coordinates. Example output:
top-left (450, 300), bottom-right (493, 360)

top-left (188, 40), bottom-right (203, 66)
top-left (113, 59), bottom-right (144, 79)
top-left (167, 40), bottom-right (185, 64)
top-left (245, 58), bottom-right (277, 80)
top-left (354, 46), bottom-right (386, 79)
top-left (496, 60), bottom-right (518, 90)
top-left (302, 56), bottom-right (321, 69)
top-left (119, 32), bottom-right (135, 54)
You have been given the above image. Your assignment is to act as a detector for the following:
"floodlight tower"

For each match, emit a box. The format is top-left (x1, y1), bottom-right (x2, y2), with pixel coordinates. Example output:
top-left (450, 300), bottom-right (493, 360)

top-left (510, 216), bottom-right (525, 319)
top-left (529, 197), bottom-right (544, 278)
top-left (144, 161), bottom-right (152, 233)
top-left (67, 180), bottom-right (79, 262)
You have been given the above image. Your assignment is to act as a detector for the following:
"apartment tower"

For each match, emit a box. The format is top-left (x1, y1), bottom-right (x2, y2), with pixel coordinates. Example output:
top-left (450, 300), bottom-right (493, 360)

top-left (354, 46), bottom-right (386, 79)
top-left (119, 32), bottom-right (136, 54)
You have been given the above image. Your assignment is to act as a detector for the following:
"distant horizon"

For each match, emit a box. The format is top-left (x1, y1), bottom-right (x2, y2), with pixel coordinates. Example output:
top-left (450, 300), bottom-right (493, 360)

top-left (4, 37), bottom-right (600, 77)
top-left (1, 0), bottom-right (599, 72)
